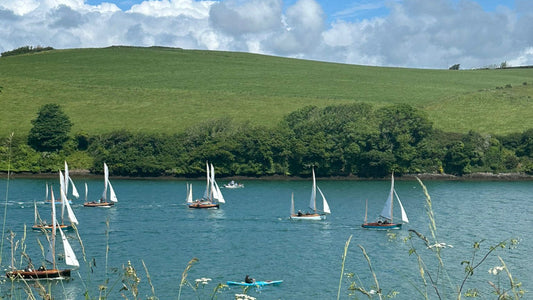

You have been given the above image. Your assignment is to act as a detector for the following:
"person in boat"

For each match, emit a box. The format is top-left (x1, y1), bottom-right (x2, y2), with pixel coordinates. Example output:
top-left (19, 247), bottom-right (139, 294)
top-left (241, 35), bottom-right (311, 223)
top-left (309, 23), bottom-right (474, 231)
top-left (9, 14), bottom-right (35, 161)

top-left (297, 210), bottom-right (303, 216)
top-left (38, 265), bottom-right (46, 271)
top-left (245, 275), bottom-right (255, 284)
top-left (24, 263), bottom-right (34, 272)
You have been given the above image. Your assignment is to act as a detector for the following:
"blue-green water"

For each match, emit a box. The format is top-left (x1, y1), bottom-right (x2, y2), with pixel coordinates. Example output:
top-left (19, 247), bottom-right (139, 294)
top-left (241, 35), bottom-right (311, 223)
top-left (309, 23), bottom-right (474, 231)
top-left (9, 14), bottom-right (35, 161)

top-left (0, 178), bottom-right (531, 299)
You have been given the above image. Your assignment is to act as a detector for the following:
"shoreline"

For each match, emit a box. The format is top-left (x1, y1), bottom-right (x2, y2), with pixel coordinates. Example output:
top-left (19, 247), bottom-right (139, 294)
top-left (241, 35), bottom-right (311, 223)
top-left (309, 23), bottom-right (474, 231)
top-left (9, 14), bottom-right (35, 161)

top-left (2, 171), bottom-right (532, 181)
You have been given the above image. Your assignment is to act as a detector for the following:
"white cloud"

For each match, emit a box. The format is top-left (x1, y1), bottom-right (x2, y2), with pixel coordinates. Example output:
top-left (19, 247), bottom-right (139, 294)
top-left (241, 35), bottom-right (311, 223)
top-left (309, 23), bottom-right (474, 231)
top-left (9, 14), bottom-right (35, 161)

top-left (265, 0), bottom-right (324, 55)
top-left (129, 0), bottom-right (212, 18)
top-left (319, 0), bottom-right (533, 69)
top-left (507, 47), bottom-right (533, 67)
top-left (209, 0), bottom-right (282, 35)
top-left (0, 0), bottom-right (531, 69)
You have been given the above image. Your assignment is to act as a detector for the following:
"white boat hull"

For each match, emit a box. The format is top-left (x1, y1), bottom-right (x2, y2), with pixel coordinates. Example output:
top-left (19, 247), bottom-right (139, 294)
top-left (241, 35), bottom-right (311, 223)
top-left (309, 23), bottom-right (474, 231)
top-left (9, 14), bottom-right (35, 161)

top-left (290, 214), bottom-right (325, 221)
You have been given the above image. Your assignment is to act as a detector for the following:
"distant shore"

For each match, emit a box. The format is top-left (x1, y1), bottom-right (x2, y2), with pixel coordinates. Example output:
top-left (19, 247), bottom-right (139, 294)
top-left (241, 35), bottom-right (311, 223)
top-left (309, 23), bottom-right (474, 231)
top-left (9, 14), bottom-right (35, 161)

top-left (2, 171), bottom-right (532, 181)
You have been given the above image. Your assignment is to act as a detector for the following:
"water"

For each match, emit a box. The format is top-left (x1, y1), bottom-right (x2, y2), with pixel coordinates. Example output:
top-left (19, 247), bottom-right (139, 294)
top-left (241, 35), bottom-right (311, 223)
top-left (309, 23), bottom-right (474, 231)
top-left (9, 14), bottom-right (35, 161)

top-left (0, 177), bottom-right (531, 299)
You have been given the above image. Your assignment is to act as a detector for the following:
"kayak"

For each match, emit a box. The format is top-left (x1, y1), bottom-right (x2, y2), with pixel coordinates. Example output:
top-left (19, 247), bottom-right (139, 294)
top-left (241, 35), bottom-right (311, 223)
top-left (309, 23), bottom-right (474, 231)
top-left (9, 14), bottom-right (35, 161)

top-left (227, 280), bottom-right (283, 286)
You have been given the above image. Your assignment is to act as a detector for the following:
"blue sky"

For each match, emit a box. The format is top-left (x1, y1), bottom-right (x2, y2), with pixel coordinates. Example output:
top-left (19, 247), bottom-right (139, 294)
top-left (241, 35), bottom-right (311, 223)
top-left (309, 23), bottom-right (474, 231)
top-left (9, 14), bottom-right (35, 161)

top-left (1, 0), bottom-right (531, 69)
top-left (83, 0), bottom-right (515, 20)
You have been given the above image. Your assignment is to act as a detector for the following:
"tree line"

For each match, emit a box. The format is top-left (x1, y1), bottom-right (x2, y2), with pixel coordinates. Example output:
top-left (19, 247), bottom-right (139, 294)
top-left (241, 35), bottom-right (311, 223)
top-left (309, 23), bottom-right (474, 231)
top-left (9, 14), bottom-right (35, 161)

top-left (2, 103), bottom-right (533, 178)
top-left (1, 46), bottom-right (54, 57)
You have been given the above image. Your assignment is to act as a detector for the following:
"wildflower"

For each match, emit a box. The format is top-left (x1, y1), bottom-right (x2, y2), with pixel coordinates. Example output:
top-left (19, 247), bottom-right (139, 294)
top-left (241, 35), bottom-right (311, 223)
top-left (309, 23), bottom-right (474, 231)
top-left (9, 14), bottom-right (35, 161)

top-left (427, 242), bottom-right (453, 249)
top-left (195, 277), bottom-right (212, 285)
top-left (235, 294), bottom-right (256, 300)
top-left (488, 266), bottom-right (505, 275)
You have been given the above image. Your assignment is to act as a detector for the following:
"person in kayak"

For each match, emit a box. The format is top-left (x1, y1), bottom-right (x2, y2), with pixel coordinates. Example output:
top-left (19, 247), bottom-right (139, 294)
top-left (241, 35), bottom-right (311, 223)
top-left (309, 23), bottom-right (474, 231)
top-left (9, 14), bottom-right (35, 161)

top-left (245, 275), bottom-right (255, 283)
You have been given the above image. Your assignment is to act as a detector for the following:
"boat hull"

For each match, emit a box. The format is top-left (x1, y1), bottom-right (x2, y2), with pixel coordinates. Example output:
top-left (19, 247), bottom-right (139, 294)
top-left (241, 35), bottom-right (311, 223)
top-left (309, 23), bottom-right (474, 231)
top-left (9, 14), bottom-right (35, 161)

top-left (224, 184), bottom-right (244, 189)
top-left (84, 202), bottom-right (114, 207)
top-left (227, 280), bottom-right (283, 286)
top-left (361, 222), bottom-right (402, 230)
top-left (45, 199), bottom-right (72, 205)
top-left (290, 213), bottom-right (325, 220)
top-left (6, 269), bottom-right (71, 280)
top-left (32, 224), bottom-right (72, 231)
top-left (188, 202), bottom-right (219, 209)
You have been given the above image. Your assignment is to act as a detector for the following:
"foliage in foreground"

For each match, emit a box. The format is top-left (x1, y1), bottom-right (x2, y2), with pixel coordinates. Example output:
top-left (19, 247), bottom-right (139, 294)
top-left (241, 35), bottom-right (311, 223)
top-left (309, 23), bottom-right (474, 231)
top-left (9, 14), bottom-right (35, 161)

top-left (339, 178), bottom-right (524, 300)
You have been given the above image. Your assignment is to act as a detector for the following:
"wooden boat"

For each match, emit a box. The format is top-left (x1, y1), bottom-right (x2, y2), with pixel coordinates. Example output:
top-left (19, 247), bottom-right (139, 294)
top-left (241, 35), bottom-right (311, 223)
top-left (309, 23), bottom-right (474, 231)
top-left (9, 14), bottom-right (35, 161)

top-left (290, 167), bottom-right (331, 220)
top-left (7, 189), bottom-right (79, 280)
top-left (33, 201), bottom-right (72, 231)
top-left (6, 269), bottom-right (71, 279)
top-left (84, 163), bottom-right (117, 207)
top-left (362, 172), bottom-right (409, 230)
top-left (187, 162), bottom-right (225, 209)
top-left (188, 201), bottom-right (220, 209)
top-left (227, 280), bottom-right (283, 286)
top-left (34, 173), bottom-right (79, 231)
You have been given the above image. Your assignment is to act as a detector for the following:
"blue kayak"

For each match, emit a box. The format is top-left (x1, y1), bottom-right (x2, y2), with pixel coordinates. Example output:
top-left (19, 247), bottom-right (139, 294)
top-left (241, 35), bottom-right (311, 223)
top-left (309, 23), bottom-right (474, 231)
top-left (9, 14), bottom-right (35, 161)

top-left (227, 280), bottom-right (283, 286)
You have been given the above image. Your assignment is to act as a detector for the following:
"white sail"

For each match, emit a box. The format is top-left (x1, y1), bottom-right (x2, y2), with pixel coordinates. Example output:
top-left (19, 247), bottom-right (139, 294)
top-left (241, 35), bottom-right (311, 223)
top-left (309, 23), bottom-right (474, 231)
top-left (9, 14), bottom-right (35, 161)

top-left (108, 180), bottom-right (118, 202)
top-left (63, 161), bottom-right (80, 199)
top-left (102, 163), bottom-right (109, 202)
top-left (290, 193), bottom-right (295, 215)
top-left (61, 187), bottom-right (78, 225)
top-left (85, 182), bottom-right (88, 202)
top-left (309, 168), bottom-right (317, 211)
top-left (317, 186), bottom-right (331, 214)
top-left (46, 189), bottom-right (56, 265)
top-left (45, 242), bottom-right (54, 264)
top-left (186, 183), bottom-right (193, 204)
top-left (394, 189), bottom-right (409, 223)
top-left (59, 171), bottom-right (66, 221)
top-left (45, 183), bottom-right (49, 201)
top-left (34, 202), bottom-right (38, 225)
top-left (214, 181), bottom-right (225, 203)
top-left (64, 161), bottom-right (69, 196)
top-left (59, 226), bottom-right (79, 267)
top-left (380, 174), bottom-right (395, 220)
top-left (69, 177), bottom-right (79, 198)
top-left (208, 163), bottom-right (225, 203)
top-left (203, 162), bottom-right (210, 199)
top-left (210, 164), bottom-right (225, 203)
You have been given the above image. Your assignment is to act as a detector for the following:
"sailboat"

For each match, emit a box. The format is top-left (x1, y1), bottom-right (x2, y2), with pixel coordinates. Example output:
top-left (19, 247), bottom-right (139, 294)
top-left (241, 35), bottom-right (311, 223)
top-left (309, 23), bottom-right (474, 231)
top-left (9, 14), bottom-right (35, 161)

top-left (33, 172), bottom-right (79, 231)
top-left (187, 162), bottom-right (225, 209)
top-left (362, 172), bottom-right (409, 229)
top-left (290, 167), bottom-right (331, 220)
top-left (84, 162), bottom-right (118, 207)
top-left (45, 161), bottom-right (79, 205)
top-left (7, 188), bottom-right (79, 279)
top-left (185, 182), bottom-right (193, 205)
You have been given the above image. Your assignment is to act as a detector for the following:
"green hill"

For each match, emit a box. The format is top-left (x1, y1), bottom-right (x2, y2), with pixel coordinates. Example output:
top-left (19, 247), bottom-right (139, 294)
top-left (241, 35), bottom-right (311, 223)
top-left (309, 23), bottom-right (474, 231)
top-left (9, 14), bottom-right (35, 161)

top-left (1, 46), bottom-right (532, 137)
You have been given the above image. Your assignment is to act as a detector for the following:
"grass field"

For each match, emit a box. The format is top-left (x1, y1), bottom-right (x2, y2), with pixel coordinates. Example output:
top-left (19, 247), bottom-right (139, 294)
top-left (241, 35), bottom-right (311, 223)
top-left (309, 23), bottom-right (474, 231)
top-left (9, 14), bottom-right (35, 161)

top-left (1, 46), bottom-right (532, 137)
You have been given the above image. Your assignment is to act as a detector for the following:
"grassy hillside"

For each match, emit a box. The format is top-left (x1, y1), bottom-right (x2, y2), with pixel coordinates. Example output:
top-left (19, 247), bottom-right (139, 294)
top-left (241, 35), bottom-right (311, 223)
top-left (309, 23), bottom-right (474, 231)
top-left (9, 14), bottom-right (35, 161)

top-left (1, 46), bottom-right (532, 137)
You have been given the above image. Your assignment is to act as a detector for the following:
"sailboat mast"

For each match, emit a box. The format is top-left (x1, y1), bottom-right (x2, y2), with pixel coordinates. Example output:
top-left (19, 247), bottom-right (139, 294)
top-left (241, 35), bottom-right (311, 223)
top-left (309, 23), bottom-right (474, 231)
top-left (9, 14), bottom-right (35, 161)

top-left (390, 173), bottom-right (395, 223)
top-left (364, 199), bottom-right (368, 223)
top-left (51, 189), bottom-right (57, 269)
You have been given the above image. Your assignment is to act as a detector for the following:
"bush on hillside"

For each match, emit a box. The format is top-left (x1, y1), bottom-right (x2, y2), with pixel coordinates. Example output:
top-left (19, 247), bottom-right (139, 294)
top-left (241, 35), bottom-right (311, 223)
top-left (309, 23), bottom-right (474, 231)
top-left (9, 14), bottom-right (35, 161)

top-left (1, 45), bottom-right (54, 57)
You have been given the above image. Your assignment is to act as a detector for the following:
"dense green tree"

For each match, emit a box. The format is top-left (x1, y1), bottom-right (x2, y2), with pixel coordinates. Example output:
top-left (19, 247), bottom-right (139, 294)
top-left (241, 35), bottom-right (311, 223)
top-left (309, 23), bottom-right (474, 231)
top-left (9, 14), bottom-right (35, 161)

top-left (7, 102), bottom-right (533, 177)
top-left (516, 129), bottom-right (533, 158)
top-left (27, 104), bottom-right (72, 152)
top-left (375, 104), bottom-right (433, 171)
top-left (443, 141), bottom-right (471, 175)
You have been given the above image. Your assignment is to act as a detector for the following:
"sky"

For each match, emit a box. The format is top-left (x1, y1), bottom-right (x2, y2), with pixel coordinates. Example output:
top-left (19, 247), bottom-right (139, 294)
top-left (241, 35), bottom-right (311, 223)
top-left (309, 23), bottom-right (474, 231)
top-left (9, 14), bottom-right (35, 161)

top-left (1, 0), bottom-right (532, 69)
